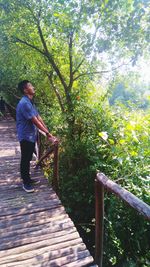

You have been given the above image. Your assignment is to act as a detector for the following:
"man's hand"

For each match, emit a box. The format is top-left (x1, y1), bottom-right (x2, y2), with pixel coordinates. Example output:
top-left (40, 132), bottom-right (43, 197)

top-left (47, 133), bottom-right (59, 145)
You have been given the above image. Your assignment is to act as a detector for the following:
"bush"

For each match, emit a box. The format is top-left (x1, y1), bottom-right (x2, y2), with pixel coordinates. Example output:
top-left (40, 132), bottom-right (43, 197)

top-left (41, 96), bottom-right (150, 267)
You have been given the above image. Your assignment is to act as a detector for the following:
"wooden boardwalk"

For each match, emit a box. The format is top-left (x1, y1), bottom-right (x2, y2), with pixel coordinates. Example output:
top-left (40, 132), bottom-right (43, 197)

top-left (0, 119), bottom-right (95, 267)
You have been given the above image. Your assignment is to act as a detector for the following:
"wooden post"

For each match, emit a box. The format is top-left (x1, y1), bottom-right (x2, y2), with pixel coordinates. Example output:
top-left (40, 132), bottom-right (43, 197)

top-left (52, 144), bottom-right (59, 194)
top-left (37, 132), bottom-right (42, 161)
top-left (36, 147), bottom-right (54, 167)
top-left (95, 178), bottom-right (104, 267)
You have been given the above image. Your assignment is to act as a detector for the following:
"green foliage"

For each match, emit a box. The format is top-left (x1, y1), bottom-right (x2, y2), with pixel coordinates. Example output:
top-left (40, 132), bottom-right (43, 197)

top-left (109, 73), bottom-right (150, 109)
top-left (1, 0), bottom-right (150, 101)
top-left (53, 97), bottom-right (150, 267)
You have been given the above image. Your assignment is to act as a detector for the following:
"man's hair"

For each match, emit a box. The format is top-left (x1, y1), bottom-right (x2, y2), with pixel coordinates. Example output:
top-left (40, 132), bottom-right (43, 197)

top-left (18, 80), bottom-right (30, 94)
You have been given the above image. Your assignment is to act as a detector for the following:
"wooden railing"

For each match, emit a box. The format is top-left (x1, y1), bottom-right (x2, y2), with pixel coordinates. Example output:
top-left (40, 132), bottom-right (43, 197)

top-left (5, 102), bottom-right (16, 120)
top-left (36, 131), bottom-right (59, 194)
top-left (95, 172), bottom-right (150, 267)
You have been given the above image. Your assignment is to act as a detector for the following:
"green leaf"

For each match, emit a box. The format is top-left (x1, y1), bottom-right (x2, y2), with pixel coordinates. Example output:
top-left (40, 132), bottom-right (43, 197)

top-left (99, 131), bottom-right (108, 141)
top-left (109, 138), bottom-right (115, 145)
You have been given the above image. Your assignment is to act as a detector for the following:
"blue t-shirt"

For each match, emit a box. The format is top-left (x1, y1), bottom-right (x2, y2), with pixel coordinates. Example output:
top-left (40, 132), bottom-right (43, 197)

top-left (16, 96), bottom-right (39, 143)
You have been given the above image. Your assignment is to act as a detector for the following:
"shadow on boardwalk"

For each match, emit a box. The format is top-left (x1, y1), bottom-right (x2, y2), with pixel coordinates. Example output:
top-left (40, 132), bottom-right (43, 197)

top-left (0, 118), bottom-right (96, 267)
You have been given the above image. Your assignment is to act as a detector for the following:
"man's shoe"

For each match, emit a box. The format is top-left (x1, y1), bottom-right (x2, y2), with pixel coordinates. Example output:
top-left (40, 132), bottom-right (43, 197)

top-left (23, 184), bottom-right (34, 193)
top-left (29, 178), bottom-right (40, 185)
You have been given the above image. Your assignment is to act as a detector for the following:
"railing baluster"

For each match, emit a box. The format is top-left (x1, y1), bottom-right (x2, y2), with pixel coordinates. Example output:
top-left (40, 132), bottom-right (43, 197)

top-left (53, 145), bottom-right (59, 195)
top-left (95, 179), bottom-right (104, 267)
top-left (36, 132), bottom-right (59, 194)
top-left (37, 132), bottom-right (42, 161)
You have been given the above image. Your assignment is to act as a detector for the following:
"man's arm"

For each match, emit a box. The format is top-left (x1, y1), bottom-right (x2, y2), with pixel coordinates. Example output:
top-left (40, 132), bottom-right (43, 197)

top-left (37, 115), bottom-right (48, 130)
top-left (31, 116), bottom-right (58, 144)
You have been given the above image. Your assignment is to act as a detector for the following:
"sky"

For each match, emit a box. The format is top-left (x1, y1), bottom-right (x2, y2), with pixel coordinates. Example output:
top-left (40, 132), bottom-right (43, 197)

top-left (135, 59), bottom-right (150, 84)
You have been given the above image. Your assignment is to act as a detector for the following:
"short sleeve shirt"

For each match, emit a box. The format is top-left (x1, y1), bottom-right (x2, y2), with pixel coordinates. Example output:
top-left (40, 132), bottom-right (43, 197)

top-left (16, 96), bottom-right (39, 143)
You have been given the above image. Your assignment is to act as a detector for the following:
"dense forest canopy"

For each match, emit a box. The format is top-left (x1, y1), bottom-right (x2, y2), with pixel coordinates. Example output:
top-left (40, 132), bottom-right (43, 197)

top-left (0, 1), bottom-right (150, 266)
top-left (0, 0), bottom-right (150, 99)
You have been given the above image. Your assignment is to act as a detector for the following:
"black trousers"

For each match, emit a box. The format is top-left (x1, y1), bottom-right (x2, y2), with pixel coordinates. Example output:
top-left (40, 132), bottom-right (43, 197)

top-left (20, 140), bottom-right (35, 185)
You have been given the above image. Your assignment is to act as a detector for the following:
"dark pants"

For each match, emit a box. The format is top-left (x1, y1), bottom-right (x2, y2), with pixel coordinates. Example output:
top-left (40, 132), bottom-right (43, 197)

top-left (20, 140), bottom-right (35, 185)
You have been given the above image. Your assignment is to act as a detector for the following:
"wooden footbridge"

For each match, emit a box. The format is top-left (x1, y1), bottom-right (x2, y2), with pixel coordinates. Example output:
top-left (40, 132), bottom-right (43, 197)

top-left (0, 118), bottom-right (96, 267)
top-left (1, 115), bottom-right (150, 267)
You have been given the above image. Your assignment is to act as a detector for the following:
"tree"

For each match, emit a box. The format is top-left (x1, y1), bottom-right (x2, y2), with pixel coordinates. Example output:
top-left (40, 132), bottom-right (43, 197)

top-left (1, 0), bottom-right (149, 137)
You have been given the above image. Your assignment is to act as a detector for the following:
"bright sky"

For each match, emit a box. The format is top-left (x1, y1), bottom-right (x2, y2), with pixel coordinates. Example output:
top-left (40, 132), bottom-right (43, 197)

top-left (135, 59), bottom-right (150, 84)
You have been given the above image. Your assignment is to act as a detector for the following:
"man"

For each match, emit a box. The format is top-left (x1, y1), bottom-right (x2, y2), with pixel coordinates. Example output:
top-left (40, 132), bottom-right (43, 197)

top-left (16, 80), bottom-right (58, 193)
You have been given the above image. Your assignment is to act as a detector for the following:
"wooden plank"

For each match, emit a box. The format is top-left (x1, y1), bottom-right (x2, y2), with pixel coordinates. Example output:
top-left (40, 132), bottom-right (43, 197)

top-left (0, 226), bottom-right (78, 250)
top-left (0, 206), bottom-right (66, 228)
top-left (0, 232), bottom-right (81, 256)
top-left (0, 217), bottom-right (72, 238)
top-left (1, 217), bottom-right (74, 240)
top-left (0, 248), bottom-right (92, 267)
top-left (0, 237), bottom-right (83, 259)
top-left (0, 186), bottom-right (53, 200)
top-left (0, 192), bottom-right (60, 210)
top-left (0, 200), bottom-right (61, 217)
top-left (0, 175), bottom-right (46, 185)
top-left (0, 182), bottom-right (48, 193)
top-left (0, 214), bottom-right (69, 235)
top-left (0, 243), bottom-right (87, 265)
top-left (1, 222), bottom-right (75, 244)
top-left (0, 191), bottom-right (57, 206)
top-left (0, 203), bottom-right (65, 220)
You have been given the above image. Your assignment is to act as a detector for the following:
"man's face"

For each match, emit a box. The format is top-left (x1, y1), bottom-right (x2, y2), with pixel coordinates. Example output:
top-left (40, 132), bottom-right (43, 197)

top-left (24, 83), bottom-right (35, 96)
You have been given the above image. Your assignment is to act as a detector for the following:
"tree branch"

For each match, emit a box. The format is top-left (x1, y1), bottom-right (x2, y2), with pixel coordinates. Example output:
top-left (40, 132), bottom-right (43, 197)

top-left (14, 37), bottom-right (45, 55)
top-left (73, 61), bottom-right (132, 81)
top-left (36, 22), bottom-right (49, 55)
top-left (73, 59), bottom-right (85, 75)
top-left (37, 22), bottom-right (71, 105)
top-left (74, 71), bottom-right (108, 81)
top-left (47, 73), bottom-right (65, 113)
top-left (68, 32), bottom-right (73, 90)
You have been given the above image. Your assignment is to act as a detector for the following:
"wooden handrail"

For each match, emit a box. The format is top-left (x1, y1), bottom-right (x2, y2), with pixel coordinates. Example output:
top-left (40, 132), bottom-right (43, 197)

top-left (5, 102), bottom-right (16, 120)
top-left (36, 146), bottom-right (54, 166)
top-left (36, 131), bottom-right (59, 194)
top-left (95, 172), bottom-right (150, 267)
top-left (97, 173), bottom-right (150, 219)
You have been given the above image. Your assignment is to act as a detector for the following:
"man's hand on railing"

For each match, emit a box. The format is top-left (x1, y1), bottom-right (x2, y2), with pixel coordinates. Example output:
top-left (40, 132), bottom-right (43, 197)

top-left (47, 133), bottom-right (59, 146)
